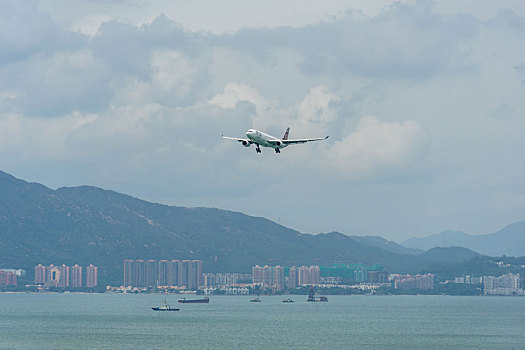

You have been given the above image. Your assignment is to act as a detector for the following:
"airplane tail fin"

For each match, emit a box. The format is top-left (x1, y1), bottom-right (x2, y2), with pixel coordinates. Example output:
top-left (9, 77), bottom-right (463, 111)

top-left (282, 127), bottom-right (290, 140)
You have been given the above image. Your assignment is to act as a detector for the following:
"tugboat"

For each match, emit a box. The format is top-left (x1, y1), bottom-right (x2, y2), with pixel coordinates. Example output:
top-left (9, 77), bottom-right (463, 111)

top-left (250, 297), bottom-right (262, 302)
top-left (306, 287), bottom-right (328, 302)
top-left (178, 296), bottom-right (209, 304)
top-left (282, 298), bottom-right (295, 303)
top-left (152, 299), bottom-right (180, 311)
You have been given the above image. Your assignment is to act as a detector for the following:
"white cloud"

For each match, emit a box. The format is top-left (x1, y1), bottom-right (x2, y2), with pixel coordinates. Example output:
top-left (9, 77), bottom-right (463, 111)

top-left (298, 86), bottom-right (339, 125)
top-left (1, 0), bottom-right (525, 241)
top-left (326, 117), bottom-right (427, 178)
top-left (210, 82), bottom-right (266, 110)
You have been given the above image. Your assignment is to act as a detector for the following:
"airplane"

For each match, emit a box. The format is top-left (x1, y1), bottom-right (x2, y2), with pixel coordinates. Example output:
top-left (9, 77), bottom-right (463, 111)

top-left (222, 128), bottom-right (329, 153)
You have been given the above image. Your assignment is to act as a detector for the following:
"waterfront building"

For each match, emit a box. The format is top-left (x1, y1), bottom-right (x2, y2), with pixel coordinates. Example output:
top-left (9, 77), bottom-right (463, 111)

top-left (253, 265), bottom-right (320, 290)
top-left (484, 274), bottom-right (523, 296)
top-left (189, 260), bottom-right (203, 290)
top-left (393, 274), bottom-right (435, 290)
top-left (272, 266), bottom-right (285, 290)
top-left (57, 265), bottom-right (70, 287)
top-left (204, 273), bottom-right (251, 287)
top-left (34, 264), bottom-right (97, 289)
top-left (35, 264), bottom-right (46, 284)
top-left (122, 259), bottom-right (203, 290)
top-left (252, 265), bottom-right (264, 285)
top-left (454, 275), bottom-right (483, 285)
top-left (367, 270), bottom-right (389, 283)
top-left (123, 260), bottom-right (133, 287)
top-left (146, 260), bottom-right (158, 287)
top-left (169, 260), bottom-right (181, 287)
top-left (0, 269), bottom-right (26, 277)
top-left (287, 266), bottom-right (298, 288)
top-left (320, 263), bottom-right (384, 283)
top-left (158, 260), bottom-right (170, 286)
top-left (0, 271), bottom-right (17, 286)
top-left (71, 264), bottom-right (83, 288)
top-left (86, 264), bottom-right (98, 288)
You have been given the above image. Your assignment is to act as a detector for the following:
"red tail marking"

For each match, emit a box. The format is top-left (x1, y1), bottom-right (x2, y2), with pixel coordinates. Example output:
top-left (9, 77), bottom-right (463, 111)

top-left (282, 127), bottom-right (290, 140)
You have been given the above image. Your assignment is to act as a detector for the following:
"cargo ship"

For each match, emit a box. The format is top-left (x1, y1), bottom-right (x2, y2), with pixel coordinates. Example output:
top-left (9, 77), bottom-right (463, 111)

top-left (306, 287), bottom-right (328, 302)
top-left (178, 296), bottom-right (209, 304)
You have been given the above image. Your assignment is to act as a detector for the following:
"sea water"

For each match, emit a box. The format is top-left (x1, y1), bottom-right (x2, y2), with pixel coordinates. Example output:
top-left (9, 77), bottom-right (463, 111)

top-left (0, 293), bottom-right (524, 349)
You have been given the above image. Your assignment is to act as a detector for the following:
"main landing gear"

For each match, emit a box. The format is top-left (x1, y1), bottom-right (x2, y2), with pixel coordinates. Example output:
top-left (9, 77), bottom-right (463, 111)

top-left (255, 145), bottom-right (262, 153)
top-left (274, 148), bottom-right (280, 153)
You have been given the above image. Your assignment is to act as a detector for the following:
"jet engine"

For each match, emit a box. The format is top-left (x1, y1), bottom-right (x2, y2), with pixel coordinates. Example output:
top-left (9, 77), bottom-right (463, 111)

top-left (241, 140), bottom-right (251, 147)
top-left (274, 140), bottom-right (283, 147)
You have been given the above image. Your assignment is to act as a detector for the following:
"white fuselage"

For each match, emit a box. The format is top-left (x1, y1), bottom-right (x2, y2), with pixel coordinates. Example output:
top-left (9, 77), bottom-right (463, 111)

top-left (246, 129), bottom-right (287, 149)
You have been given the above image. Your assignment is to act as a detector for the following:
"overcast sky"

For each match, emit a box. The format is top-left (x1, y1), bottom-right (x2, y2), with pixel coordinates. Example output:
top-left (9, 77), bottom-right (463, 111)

top-left (1, 0), bottom-right (524, 242)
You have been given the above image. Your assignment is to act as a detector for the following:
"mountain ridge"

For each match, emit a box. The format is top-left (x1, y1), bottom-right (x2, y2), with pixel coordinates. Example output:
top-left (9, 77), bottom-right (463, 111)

top-left (402, 221), bottom-right (525, 257)
top-left (0, 170), bottom-right (486, 284)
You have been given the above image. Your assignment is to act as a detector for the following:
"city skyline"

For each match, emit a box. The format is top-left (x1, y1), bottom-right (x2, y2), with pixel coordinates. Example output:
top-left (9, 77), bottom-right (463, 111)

top-left (34, 264), bottom-right (99, 288)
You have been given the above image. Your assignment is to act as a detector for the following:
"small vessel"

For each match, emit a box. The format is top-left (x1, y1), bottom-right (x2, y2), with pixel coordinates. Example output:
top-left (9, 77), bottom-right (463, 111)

top-left (178, 296), bottom-right (209, 304)
top-left (306, 287), bottom-right (328, 302)
top-left (282, 298), bottom-right (295, 303)
top-left (250, 297), bottom-right (262, 302)
top-left (152, 299), bottom-right (180, 311)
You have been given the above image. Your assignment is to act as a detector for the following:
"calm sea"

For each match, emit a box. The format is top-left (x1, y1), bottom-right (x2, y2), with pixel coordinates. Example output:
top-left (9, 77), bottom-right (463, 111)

top-left (0, 293), bottom-right (524, 349)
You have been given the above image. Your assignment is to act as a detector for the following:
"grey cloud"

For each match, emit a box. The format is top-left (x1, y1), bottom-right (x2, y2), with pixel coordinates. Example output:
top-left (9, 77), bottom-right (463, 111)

top-left (224, 2), bottom-right (479, 79)
top-left (0, 1), bottom-right (85, 64)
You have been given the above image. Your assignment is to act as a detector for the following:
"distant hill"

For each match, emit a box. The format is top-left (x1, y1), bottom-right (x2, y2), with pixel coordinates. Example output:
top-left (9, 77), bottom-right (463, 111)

top-left (402, 221), bottom-right (525, 257)
top-left (347, 235), bottom-right (423, 255)
top-left (0, 170), bottom-right (483, 285)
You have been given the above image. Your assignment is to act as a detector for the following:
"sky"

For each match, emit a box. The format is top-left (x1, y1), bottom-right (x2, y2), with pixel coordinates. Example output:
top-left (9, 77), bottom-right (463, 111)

top-left (1, 0), bottom-right (524, 242)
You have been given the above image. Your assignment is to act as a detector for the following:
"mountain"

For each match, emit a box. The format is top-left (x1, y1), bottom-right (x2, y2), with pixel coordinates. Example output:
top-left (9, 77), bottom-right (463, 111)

top-left (347, 235), bottom-right (423, 255)
top-left (0, 170), bottom-right (481, 285)
top-left (402, 221), bottom-right (525, 257)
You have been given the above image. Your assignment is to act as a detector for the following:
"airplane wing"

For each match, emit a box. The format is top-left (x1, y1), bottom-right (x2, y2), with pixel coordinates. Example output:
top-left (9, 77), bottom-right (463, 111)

top-left (221, 135), bottom-right (253, 144)
top-left (268, 136), bottom-right (329, 145)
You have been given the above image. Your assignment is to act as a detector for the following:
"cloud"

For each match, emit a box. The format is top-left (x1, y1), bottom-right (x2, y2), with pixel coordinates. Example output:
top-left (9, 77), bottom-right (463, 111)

top-left (1, 0), bottom-right (525, 241)
top-left (325, 117), bottom-right (427, 179)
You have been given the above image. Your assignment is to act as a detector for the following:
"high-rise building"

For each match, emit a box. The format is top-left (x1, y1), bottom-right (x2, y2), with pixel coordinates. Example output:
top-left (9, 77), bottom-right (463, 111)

top-left (34, 264), bottom-right (46, 284)
top-left (169, 260), bottom-right (181, 287)
top-left (252, 265), bottom-right (263, 284)
top-left (189, 260), bottom-right (203, 290)
top-left (86, 264), bottom-right (98, 288)
top-left (57, 265), bottom-right (70, 287)
top-left (484, 274), bottom-right (523, 295)
top-left (287, 266), bottom-right (298, 288)
top-left (146, 260), bottom-right (158, 287)
top-left (272, 266), bottom-right (285, 290)
top-left (0, 271), bottom-right (17, 286)
top-left (134, 260), bottom-right (146, 287)
top-left (123, 260), bottom-right (133, 286)
top-left (71, 264), bottom-right (83, 288)
top-left (181, 260), bottom-right (190, 288)
top-left (122, 259), bottom-right (203, 289)
top-left (158, 260), bottom-right (170, 286)
top-left (46, 264), bottom-right (60, 287)
top-left (394, 274), bottom-right (434, 290)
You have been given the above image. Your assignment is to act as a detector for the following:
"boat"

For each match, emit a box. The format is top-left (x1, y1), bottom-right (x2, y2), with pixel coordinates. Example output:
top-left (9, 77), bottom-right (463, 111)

top-left (306, 287), bottom-right (328, 302)
top-left (152, 299), bottom-right (180, 311)
top-left (282, 298), bottom-right (295, 303)
top-left (250, 297), bottom-right (262, 302)
top-left (178, 296), bottom-right (209, 304)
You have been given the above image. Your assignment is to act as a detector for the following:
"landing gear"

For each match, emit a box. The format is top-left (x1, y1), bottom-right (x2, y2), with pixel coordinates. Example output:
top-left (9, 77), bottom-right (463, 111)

top-left (274, 148), bottom-right (280, 153)
top-left (255, 145), bottom-right (262, 153)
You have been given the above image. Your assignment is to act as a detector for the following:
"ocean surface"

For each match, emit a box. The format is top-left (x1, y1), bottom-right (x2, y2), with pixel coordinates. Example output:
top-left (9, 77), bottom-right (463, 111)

top-left (0, 293), bottom-right (524, 349)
